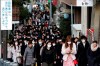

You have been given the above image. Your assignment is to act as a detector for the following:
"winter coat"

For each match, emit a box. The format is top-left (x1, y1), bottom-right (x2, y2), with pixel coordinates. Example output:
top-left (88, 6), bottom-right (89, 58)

top-left (34, 43), bottom-right (42, 59)
top-left (61, 43), bottom-right (77, 61)
top-left (24, 46), bottom-right (35, 65)
top-left (41, 46), bottom-right (56, 64)
top-left (21, 43), bottom-right (27, 56)
top-left (87, 44), bottom-right (100, 66)
top-left (11, 46), bottom-right (21, 62)
top-left (55, 43), bottom-right (62, 60)
top-left (7, 46), bottom-right (12, 58)
top-left (76, 41), bottom-right (90, 66)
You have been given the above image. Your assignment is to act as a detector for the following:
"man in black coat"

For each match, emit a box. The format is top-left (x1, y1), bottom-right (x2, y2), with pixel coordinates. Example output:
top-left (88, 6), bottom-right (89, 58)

top-left (76, 36), bottom-right (90, 66)
top-left (34, 39), bottom-right (43, 66)
top-left (55, 39), bottom-right (63, 66)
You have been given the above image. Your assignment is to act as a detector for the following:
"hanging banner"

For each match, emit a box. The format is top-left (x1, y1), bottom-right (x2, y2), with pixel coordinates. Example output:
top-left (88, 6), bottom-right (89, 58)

top-left (53, 0), bottom-right (57, 6)
top-left (1, 0), bottom-right (12, 30)
top-left (77, 0), bottom-right (93, 6)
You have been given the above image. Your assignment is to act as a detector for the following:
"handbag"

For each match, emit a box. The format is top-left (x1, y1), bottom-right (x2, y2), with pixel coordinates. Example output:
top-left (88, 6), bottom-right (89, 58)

top-left (73, 59), bottom-right (78, 65)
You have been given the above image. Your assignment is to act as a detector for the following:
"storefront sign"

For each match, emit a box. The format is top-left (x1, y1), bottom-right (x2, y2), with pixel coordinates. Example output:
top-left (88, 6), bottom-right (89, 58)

top-left (77, 0), bottom-right (93, 6)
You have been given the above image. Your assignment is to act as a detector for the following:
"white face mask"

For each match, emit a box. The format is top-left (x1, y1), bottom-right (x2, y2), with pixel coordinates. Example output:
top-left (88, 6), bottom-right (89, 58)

top-left (67, 42), bottom-right (71, 44)
top-left (24, 41), bottom-right (26, 43)
top-left (82, 39), bottom-right (85, 43)
top-left (14, 39), bottom-right (17, 41)
top-left (39, 41), bottom-right (42, 44)
top-left (39, 41), bottom-right (42, 46)
top-left (53, 43), bottom-right (56, 46)
top-left (24, 41), bottom-right (28, 45)
top-left (59, 40), bottom-right (62, 42)
top-left (15, 42), bottom-right (18, 46)
top-left (32, 40), bottom-right (35, 44)
top-left (47, 43), bottom-right (51, 48)
top-left (47, 36), bottom-right (49, 38)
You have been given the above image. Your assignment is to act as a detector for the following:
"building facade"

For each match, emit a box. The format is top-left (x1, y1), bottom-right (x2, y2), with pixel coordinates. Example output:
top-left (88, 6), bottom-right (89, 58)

top-left (59, 0), bottom-right (93, 38)
top-left (91, 0), bottom-right (100, 43)
top-left (12, 6), bottom-right (20, 21)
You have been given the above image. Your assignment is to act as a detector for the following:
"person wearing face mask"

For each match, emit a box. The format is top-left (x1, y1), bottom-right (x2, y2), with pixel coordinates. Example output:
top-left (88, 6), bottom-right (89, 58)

top-left (11, 41), bottom-right (21, 62)
top-left (40, 43), bottom-right (46, 56)
top-left (32, 40), bottom-right (35, 47)
top-left (41, 41), bottom-right (56, 66)
top-left (34, 39), bottom-right (43, 66)
top-left (21, 40), bottom-right (27, 57)
top-left (73, 37), bottom-right (80, 51)
top-left (55, 39), bottom-right (63, 66)
top-left (7, 42), bottom-right (13, 62)
top-left (87, 41), bottom-right (100, 66)
top-left (52, 41), bottom-right (58, 66)
top-left (24, 40), bottom-right (28, 46)
top-left (76, 36), bottom-right (90, 66)
top-left (61, 36), bottom-right (77, 66)
top-left (23, 41), bottom-right (35, 66)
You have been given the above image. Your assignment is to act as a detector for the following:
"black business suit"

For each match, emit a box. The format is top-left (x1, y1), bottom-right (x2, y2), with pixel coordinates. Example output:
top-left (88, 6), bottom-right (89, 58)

top-left (76, 41), bottom-right (90, 66)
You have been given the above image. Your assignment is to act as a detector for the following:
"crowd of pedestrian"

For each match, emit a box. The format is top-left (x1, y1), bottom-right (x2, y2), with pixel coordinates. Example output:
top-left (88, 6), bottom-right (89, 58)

top-left (7, 5), bottom-right (100, 66)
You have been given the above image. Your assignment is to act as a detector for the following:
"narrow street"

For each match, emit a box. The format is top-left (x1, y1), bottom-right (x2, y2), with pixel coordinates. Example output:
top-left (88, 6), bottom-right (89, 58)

top-left (0, 0), bottom-right (100, 66)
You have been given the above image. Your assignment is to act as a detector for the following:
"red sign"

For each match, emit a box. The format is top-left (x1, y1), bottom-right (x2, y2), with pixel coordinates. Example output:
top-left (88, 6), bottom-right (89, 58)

top-left (53, 0), bottom-right (57, 6)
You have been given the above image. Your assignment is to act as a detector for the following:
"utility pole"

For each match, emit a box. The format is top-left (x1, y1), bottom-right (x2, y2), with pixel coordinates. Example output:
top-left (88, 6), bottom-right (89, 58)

top-left (71, 4), bottom-right (73, 25)
top-left (71, 4), bottom-right (73, 37)
top-left (49, 0), bottom-right (52, 25)
top-left (1, 31), bottom-right (7, 59)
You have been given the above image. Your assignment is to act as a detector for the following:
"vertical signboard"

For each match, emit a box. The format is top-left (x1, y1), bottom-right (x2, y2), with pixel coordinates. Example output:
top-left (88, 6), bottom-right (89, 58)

top-left (77, 0), bottom-right (93, 6)
top-left (1, 0), bottom-right (12, 30)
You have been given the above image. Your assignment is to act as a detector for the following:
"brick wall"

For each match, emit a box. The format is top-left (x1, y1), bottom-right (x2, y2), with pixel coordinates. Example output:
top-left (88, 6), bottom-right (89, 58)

top-left (12, 6), bottom-right (20, 21)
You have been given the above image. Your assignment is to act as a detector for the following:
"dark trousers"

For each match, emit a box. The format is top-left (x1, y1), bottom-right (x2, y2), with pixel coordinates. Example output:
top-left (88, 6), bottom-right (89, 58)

top-left (42, 62), bottom-right (53, 66)
top-left (78, 61), bottom-right (87, 66)
top-left (56, 59), bottom-right (62, 66)
top-left (7, 58), bottom-right (13, 62)
top-left (37, 59), bottom-right (41, 66)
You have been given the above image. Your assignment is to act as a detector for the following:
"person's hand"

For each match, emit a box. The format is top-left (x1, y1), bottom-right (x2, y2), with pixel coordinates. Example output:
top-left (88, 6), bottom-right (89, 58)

top-left (34, 58), bottom-right (37, 62)
top-left (23, 57), bottom-right (25, 62)
top-left (61, 60), bottom-right (63, 63)
top-left (69, 50), bottom-right (72, 53)
top-left (58, 56), bottom-right (60, 59)
top-left (41, 63), bottom-right (42, 66)
top-left (54, 61), bottom-right (56, 64)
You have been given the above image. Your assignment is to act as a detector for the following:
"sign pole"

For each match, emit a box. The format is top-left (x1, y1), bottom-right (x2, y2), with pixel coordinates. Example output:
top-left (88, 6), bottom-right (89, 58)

top-left (49, 0), bottom-right (52, 25)
top-left (71, 4), bottom-right (73, 37)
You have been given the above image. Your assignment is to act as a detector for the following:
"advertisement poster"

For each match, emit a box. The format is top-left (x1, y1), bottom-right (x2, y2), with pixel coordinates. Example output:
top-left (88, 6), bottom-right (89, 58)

top-left (77, 0), bottom-right (93, 6)
top-left (1, 0), bottom-right (12, 30)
